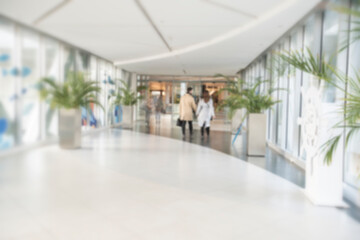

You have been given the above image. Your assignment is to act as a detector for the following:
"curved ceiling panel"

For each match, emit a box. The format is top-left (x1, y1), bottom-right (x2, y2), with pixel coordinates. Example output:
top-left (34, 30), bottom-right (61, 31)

top-left (116, 0), bottom-right (322, 75)
top-left (0, 0), bottom-right (63, 23)
top-left (0, 0), bottom-right (322, 75)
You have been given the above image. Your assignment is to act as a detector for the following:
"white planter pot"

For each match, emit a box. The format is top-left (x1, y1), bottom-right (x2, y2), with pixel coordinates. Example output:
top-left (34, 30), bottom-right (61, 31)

top-left (58, 108), bottom-right (81, 149)
top-left (305, 150), bottom-right (344, 206)
top-left (231, 109), bottom-right (245, 133)
top-left (300, 76), bottom-right (345, 207)
top-left (247, 113), bottom-right (266, 156)
top-left (122, 105), bottom-right (133, 128)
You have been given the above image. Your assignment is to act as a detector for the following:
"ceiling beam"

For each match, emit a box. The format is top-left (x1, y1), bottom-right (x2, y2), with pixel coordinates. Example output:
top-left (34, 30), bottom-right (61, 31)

top-left (33, 0), bottom-right (73, 25)
top-left (134, 0), bottom-right (173, 52)
top-left (140, 75), bottom-right (235, 82)
top-left (202, 0), bottom-right (257, 19)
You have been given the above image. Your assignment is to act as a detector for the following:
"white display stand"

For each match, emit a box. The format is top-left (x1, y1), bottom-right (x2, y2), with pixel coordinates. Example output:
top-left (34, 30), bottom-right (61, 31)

top-left (299, 76), bottom-right (346, 207)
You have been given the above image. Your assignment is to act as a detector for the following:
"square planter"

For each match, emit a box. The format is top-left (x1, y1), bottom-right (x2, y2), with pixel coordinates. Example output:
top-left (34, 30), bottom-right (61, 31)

top-left (300, 76), bottom-right (345, 207)
top-left (58, 108), bottom-right (81, 149)
top-left (247, 113), bottom-right (267, 156)
top-left (122, 105), bottom-right (133, 128)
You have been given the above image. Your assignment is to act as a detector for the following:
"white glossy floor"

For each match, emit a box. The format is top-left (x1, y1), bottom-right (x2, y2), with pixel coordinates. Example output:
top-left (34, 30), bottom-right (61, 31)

top-left (0, 129), bottom-right (359, 240)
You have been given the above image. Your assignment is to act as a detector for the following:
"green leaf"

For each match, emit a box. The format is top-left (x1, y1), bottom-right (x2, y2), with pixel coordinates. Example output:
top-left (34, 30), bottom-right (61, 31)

top-left (37, 72), bottom-right (103, 110)
top-left (216, 73), bottom-right (282, 118)
top-left (321, 135), bottom-right (342, 166)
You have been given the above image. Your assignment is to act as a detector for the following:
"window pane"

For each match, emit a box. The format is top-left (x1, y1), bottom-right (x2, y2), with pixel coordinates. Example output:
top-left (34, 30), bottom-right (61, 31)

top-left (299, 14), bottom-right (321, 160)
top-left (76, 50), bottom-right (90, 130)
top-left (20, 29), bottom-right (40, 144)
top-left (43, 38), bottom-right (60, 137)
top-left (63, 46), bottom-right (75, 80)
top-left (106, 63), bottom-right (114, 126)
top-left (277, 40), bottom-right (289, 148)
top-left (286, 29), bottom-right (302, 154)
top-left (270, 49), bottom-right (279, 143)
top-left (89, 56), bottom-right (98, 128)
top-left (0, 18), bottom-right (16, 149)
top-left (97, 59), bottom-right (107, 127)
top-left (345, 2), bottom-right (360, 189)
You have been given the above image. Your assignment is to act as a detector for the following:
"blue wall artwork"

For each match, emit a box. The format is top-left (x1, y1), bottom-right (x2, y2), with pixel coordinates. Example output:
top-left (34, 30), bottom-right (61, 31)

top-left (109, 89), bottom-right (115, 96)
top-left (0, 54), bottom-right (10, 62)
top-left (0, 118), bottom-right (12, 150)
top-left (21, 66), bottom-right (31, 77)
top-left (114, 105), bottom-right (120, 123)
top-left (2, 69), bottom-right (7, 77)
top-left (21, 88), bottom-right (27, 95)
top-left (81, 107), bottom-right (87, 126)
top-left (0, 118), bottom-right (8, 135)
top-left (89, 109), bottom-right (97, 127)
top-left (9, 67), bottom-right (19, 76)
top-left (108, 76), bottom-right (115, 85)
top-left (2, 67), bottom-right (19, 77)
top-left (1, 66), bottom-right (31, 77)
top-left (9, 94), bottom-right (18, 102)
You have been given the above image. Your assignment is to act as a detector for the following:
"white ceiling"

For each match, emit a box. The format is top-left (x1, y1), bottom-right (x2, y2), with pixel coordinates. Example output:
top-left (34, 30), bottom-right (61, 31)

top-left (0, 0), bottom-right (321, 75)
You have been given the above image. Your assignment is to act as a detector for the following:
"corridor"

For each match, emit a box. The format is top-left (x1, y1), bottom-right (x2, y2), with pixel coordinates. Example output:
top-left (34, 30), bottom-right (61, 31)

top-left (0, 130), bottom-right (359, 239)
top-left (131, 115), bottom-right (305, 187)
top-left (1, 0), bottom-right (360, 239)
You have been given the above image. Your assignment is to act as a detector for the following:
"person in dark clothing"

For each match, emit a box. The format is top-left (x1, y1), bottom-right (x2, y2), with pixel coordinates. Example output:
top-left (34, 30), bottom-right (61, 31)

top-left (179, 87), bottom-right (197, 137)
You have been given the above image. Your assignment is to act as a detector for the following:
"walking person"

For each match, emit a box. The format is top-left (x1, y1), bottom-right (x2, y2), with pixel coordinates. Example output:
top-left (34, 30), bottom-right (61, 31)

top-left (179, 87), bottom-right (197, 137)
top-left (196, 90), bottom-right (215, 138)
top-left (141, 96), bottom-right (153, 127)
top-left (155, 94), bottom-right (164, 124)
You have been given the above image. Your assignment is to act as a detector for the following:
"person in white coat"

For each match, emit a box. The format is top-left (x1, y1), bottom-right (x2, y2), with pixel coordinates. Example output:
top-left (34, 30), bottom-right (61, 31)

top-left (196, 90), bottom-right (215, 137)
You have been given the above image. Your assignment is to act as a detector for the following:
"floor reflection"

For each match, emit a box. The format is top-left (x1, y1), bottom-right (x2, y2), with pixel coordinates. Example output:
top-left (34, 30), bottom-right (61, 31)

top-left (118, 115), bottom-right (306, 187)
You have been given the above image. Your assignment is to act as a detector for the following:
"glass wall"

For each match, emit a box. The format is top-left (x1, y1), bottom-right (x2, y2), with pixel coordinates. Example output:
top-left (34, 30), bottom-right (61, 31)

top-left (241, 0), bottom-right (360, 196)
top-left (89, 55), bottom-right (99, 129)
top-left (0, 15), bottom-right (127, 151)
top-left (277, 40), bottom-right (289, 149)
top-left (76, 50), bottom-right (89, 130)
top-left (43, 38), bottom-right (60, 137)
top-left (269, 50), bottom-right (279, 143)
top-left (286, 28), bottom-right (302, 155)
top-left (0, 18), bottom-right (16, 149)
top-left (346, 0), bottom-right (360, 189)
top-left (20, 29), bottom-right (41, 144)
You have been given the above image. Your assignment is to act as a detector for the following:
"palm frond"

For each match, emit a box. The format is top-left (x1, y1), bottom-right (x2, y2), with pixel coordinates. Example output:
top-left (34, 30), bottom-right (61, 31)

top-left (108, 79), bottom-right (146, 107)
top-left (217, 73), bottom-right (283, 119)
top-left (278, 48), bottom-right (332, 82)
top-left (321, 135), bottom-right (342, 166)
top-left (38, 72), bottom-right (102, 110)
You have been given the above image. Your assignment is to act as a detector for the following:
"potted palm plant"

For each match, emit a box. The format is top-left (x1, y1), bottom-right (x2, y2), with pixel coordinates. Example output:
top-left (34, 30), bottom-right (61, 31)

top-left (219, 75), bottom-right (280, 156)
top-left (278, 48), bottom-right (347, 206)
top-left (108, 80), bottom-right (145, 128)
top-left (39, 72), bottom-right (102, 149)
top-left (214, 74), bottom-right (245, 133)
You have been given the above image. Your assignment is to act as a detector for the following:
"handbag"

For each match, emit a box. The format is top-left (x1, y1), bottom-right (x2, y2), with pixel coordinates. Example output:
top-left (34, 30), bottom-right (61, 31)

top-left (176, 118), bottom-right (183, 127)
